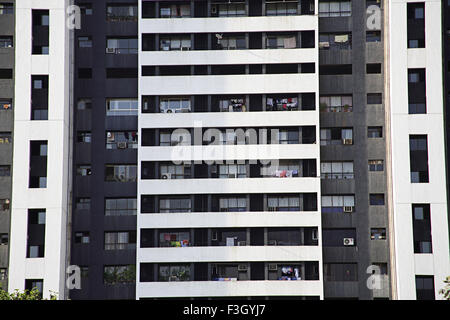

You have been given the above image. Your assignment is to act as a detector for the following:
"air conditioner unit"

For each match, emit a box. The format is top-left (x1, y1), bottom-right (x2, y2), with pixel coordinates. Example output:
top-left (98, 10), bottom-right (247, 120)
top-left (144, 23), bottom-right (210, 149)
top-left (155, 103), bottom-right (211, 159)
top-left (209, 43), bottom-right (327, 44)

top-left (237, 241), bottom-right (246, 246)
top-left (228, 173), bottom-right (237, 178)
top-left (161, 173), bottom-right (172, 180)
top-left (238, 264), bottom-right (248, 271)
top-left (267, 240), bottom-right (277, 246)
top-left (343, 238), bottom-right (355, 246)
top-left (106, 47), bottom-right (116, 54)
top-left (319, 41), bottom-right (330, 48)
top-left (211, 231), bottom-right (218, 241)
top-left (211, 6), bottom-right (217, 14)
top-left (117, 142), bottom-right (127, 149)
top-left (343, 138), bottom-right (353, 145)
top-left (268, 264), bottom-right (278, 271)
top-left (164, 108), bottom-right (175, 113)
top-left (343, 206), bottom-right (353, 213)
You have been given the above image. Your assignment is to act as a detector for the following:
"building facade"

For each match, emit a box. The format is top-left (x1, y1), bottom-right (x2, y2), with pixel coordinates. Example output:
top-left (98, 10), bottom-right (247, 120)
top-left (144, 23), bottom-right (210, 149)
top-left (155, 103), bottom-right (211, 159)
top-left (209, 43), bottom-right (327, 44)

top-left (0, 0), bottom-right (15, 292)
top-left (0, 0), bottom-right (448, 300)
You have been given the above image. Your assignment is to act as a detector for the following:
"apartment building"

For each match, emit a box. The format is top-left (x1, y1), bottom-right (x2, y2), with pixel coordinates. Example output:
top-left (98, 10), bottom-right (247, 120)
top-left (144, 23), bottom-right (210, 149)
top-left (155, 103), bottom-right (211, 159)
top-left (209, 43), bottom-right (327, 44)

top-left (0, 0), bottom-right (448, 301)
top-left (136, 0), bottom-right (322, 299)
top-left (69, 0), bottom-right (138, 300)
top-left (388, 0), bottom-right (450, 300)
top-left (0, 0), bottom-right (14, 292)
top-left (7, 0), bottom-right (73, 299)
top-left (318, 0), bottom-right (391, 299)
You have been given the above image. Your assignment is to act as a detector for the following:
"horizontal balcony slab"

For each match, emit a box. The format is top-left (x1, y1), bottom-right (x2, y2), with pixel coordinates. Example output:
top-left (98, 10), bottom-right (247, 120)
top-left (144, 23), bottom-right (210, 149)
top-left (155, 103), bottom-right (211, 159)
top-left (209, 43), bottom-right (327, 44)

top-left (137, 280), bottom-right (323, 298)
top-left (138, 144), bottom-right (320, 162)
top-left (139, 74), bottom-right (318, 95)
top-left (138, 211), bottom-right (321, 229)
top-left (140, 16), bottom-right (318, 34)
top-left (138, 246), bottom-right (322, 263)
top-left (140, 48), bottom-right (317, 66)
top-left (139, 177), bottom-right (320, 195)
top-left (139, 110), bottom-right (319, 129)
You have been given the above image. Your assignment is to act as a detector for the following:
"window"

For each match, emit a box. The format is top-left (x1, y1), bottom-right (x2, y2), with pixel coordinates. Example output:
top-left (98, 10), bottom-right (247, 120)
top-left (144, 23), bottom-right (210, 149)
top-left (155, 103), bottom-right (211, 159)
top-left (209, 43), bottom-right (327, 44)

top-left (105, 198), bottom-right (137, 216)
top-left (76, 165), bottom-right (92, 176)
top-left (75, 232), bottom-right (90, 244)
top-left (218, 164), bottom-right (247, 178)
top-left (266, 34), bottom-right (297, 49)
top-left (370, 194), bottom-right (385, 206)
top-left (369, 160), bottom-right (384, 172)
top-left (159, 198), bottom-right (192, 213)
top-left (158, 264), bottom-right (190, 281)
top-left (76, 198), bottom-right (91, 210)
top-left (106, 98), bottom-right (138, 116)
top-left (412, 204), bottom-right (432, 253)
top-left (32, 10), bottom-right (49, 55)
top-left (370, 228), bottom-right (386, 240)
top-left (106, 131), bottom-right (138, 149)
top-left (321, 162), bottom-right (354, 179)
top-left (77, 132), bottom-right (91, 143)
top-left (160, 130), bottom-right (191, 146)
top-left (266, 1), bottom-right (298, 16)
top-left (25, 279), bottom-right (43, 297)
top-left (278, 129), bottom-right (299, 144)
top-left (416, 276), bottom-right (435, 300)
top-left (103, 265), bottom-right (136, 284)
top-left (0, 233), bottom-right (8, 245)
top-left (160, 35), bottom-right (191, 51)
top-left (106, 38), bottom-right (138, 54)
top-left (0, 99), bottom-right (12, 110)
top-left (319, 33), bottom-right (352, 50)
top-left (78, 68), bottom-right (92, 79)
top-left (0, 165), bottom-right (10, 177)
top-left (0, 199), bottom-right (10, 211)
top-left (367, 93), bottom-right (382, 104)
top-left (0, 36), bottom-right (13, 48)
top-left (266, 96), bottom-right (298, 111)
top-left (321, 195), bottom-right (355, 213)
top-left (267, 196), bottom-right (300, 211)
top-left (29, 141), bottom-right (47, 188)
top-left (216, 35), bottom-right (246, 50)
top-left (0, 268), bottom-right (7, 280)
top-left (27, 209), bottom-right (46, 258)
top-left (104, 231), bottom-right (136, 250)
top-left (0, 69), bottom-right (12, 79)
top-left (0, 132), bottom-right (12, 144)
top-left (367, 63), bottom-right (382, 74)
top-left (219, 98), bottom-right (246, 112)
top-left (219, 197), bottom-right (247, 212)
top-left (322, 228), bottom-right (356, 247)
top-left (77, 98), bottom-right (92, 110)
top-left (366, 31), bottom-right (381, 42)
top-left (159, 164), bottom-right (191, 179)
top-left (319, 1), bottom-right (352, 17)
top-left (160, 4), bottom-right (191, 18)
top-left (158, 230), bottom-right (191, 247)
top-left (106, 4), bottom-right (138, 21)
top-left (320, 128), bottom-right (353, 145)
top-left (106, 68), bottom-right (137, 79)
top-left (79, 3), bottom-right (92, 15)
top-left (368, 126), bottom-right (382, 138)
top-left (0, 3), bottom-right (13, 15)
top-left (408, 69), bottom-right (426, 114)
top-left (105, 165), bottom-right (137, 182)
top-left (78, 36), bottom-right (92, 48)
top-left (319, 95), bottom-right (353, 112)
top-left (211, 2), bottom-right (246, 17)
top-left (409, 135), bottom-right (429, 183)
top-left (159, 97), bottom-right (191, 113)
top-left (407, 3), bottom-right (425, 48)
top-left (324, 263), bottom-right (358, 281)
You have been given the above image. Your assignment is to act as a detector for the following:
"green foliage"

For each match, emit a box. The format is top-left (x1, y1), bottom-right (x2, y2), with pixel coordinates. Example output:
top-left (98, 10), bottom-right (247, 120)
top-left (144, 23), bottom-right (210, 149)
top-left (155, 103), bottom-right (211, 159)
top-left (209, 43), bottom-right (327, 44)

top-left (439, 276), bottom-right (450, 300)
top-left (0, 287), bottom-right (58, 300)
